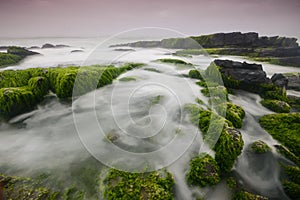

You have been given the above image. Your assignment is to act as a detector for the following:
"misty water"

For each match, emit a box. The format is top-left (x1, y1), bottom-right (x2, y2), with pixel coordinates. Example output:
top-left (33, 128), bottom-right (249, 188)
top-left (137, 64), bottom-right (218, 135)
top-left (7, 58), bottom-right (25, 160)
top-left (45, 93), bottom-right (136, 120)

top-left (0, 37), bottom-right (300, 199)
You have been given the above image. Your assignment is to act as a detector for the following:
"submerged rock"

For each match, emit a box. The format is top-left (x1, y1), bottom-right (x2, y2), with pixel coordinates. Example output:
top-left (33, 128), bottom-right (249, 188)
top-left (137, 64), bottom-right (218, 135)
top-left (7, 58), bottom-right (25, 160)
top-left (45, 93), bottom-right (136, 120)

top-left (71, 49), bottom-right (84, 53)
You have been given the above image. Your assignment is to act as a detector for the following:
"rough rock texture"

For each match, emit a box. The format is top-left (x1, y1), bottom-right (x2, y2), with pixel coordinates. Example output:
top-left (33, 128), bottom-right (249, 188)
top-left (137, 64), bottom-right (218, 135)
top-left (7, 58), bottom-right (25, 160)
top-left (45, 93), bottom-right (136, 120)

top-left (271, 73), bottom-right (288, 89)
top-left (285, 74), bottom-right (300, 91)
top-left (214, 59), bottom-right (270, 85)
top-left (111, 32), bottom-right (298, 49)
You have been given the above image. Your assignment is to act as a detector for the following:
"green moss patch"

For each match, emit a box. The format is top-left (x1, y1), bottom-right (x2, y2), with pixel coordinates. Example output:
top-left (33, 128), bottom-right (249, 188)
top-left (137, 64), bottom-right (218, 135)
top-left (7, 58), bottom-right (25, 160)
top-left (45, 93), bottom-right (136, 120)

top-left (251, 140), bottom-right (271, 154)
top-left (188, 69), bottom-right (203, 80)
top-left (157, 58), bottom-right (192, 66)
top-left (0, 53), bottom-right (22, 67)
top-left (214, 127), bottom-right (244, 174)
top-left (0, 63), bottom-right (142, 118)
top-left (186, 153), bottom-right (220, 187)
top-left (0, 174), bottom-right (84, 200)
top-left (260, 99), bottom-right (290, 113)
top-left (119, 76), bottom-right (137, 82)
top-left (259, 113), bottom-right (300, 158)
top-left (215, 102), bottom-right (245, 128)
top-left (143, 68), bottom-right (161, 73)
top-left (101, 169), bottom-right (174, 200)
top-left (232, 191), bottom-right (269, 200)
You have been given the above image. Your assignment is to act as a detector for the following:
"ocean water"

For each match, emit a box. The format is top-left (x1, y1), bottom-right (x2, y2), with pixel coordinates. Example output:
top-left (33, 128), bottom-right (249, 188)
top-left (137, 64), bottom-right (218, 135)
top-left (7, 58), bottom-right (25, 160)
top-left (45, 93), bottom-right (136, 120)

top-left (0, 36), bottom-right (299, 199)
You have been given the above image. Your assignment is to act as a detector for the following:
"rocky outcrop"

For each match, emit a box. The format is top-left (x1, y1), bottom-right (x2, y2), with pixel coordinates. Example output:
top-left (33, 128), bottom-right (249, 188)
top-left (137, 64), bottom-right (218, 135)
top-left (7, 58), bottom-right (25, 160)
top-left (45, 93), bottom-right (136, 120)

top-left (70, 50), bottom-right (84, 53)
top-left (7, 46), bottom-right (39, 57)
top-left (271, 73), bottom-right (288, 88)
top-left (285, 74), bottom-right (300, 91)
top-left (214, 59), bottom-right (270, 85)
top-left (271, 73), bottom-right (300, 91)
top-left (42, 43), bottom-right (70, 48)
top-left (111, 32), bottom-right (298, 49)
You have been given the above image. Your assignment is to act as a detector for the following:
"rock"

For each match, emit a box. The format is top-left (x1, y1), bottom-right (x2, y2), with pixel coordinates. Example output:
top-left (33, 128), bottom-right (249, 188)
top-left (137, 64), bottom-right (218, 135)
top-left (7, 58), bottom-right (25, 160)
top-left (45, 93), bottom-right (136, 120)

top-left (214, 59), bottom-right (270, 85)
top-left (7, 46), bottom-right (39, 57)
top-left (42, 43), bottom-right (55, 48)
top-left (271, 73), bottom-right (288, 88)
top-left (42, 43), bottom-right (70, 48)
top-left (113, 48), bottom-right (135, 52)
top-left (112, 32), bottom-right (299, 49)
top-left (70, 50), bottom-right (84, 53)
top-left (27, 46), bottom-right (40, 49)
top-left (55, 44), bottom-right (70, 48)
top-left (261, 99), bottom-right (291, 113)
top-left (251, 140), bottom-right (271, 154)
top-left (285, 74), bottom-right (300, 91)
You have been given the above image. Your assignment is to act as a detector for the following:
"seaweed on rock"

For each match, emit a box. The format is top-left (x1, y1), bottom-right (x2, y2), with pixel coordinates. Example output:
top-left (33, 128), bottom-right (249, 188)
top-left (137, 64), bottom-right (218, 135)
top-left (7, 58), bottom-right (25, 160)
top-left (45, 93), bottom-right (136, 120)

top-left (259, 113), bottom-right (300, 158)
top-left (251, 140), bottom-right (271, 154)
top-left (213, 127), bottom-right (244, 174)
top-left (101, 169), bottom-right (174, 200)
top-left (260, 99), bottom-right (291, 113)
top-left (186, 153), bottom-right (220, 187)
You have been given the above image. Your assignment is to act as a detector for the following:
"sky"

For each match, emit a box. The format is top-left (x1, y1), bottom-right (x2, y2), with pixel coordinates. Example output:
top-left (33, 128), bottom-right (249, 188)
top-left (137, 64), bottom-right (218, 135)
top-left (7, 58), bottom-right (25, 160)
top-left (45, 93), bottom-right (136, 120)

top-left (0, 0), bottom-right (299, 39)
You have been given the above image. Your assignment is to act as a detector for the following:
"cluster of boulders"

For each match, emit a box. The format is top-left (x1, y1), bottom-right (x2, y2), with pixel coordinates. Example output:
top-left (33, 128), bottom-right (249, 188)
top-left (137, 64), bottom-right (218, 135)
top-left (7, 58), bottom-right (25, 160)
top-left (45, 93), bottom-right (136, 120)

top-left (214, 59), bottom-right (300, 91)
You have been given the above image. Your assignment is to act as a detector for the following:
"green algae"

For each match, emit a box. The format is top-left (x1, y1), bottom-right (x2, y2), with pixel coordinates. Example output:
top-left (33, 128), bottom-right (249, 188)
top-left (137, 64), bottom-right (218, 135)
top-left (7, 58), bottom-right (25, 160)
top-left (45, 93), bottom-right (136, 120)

top-left (186, 153), bottom-right (220, 187)
top-left (101, 169), bottom-right (174, 200)
top-left (251, 140), bottom-right (271, 154)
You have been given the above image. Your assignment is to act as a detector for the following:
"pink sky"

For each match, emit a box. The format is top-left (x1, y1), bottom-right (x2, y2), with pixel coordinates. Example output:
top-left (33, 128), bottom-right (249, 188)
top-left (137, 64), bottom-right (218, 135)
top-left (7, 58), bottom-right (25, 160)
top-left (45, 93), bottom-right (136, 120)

top-left (0, 0), bottom-right (299, 38)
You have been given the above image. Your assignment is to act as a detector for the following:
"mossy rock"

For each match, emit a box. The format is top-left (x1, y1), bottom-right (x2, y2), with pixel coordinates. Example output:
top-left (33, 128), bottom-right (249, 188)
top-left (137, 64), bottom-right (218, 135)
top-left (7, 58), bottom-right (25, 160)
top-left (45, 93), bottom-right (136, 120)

top-left (0, 68), bottom-right (47, 88)
top-left (0, 52), bottom-right (22, 67)
top-left (232, 191), bottom-right (269, 200)
top-left (275, 145), bottom-right (300, 166)
top-left (0, 63), bottom-right (141, 118)
top-left (0, 174), bottom-right (84, 200)
top-left (259, 113), bottom-right (300, 158)
top-left (186, 153), bottom-right (220, 187)
top-left (188, 69), bottom-right (203, 80)
top-left (251, 140), bottom-right (271, 154)
top-left (143, 68), bottom-right (161, 73)
top-left (214, 127), bottom-right (244, 174)
top-left (226, 177), bottom-right (237, 189)
top-left (260, 99), bottom-right (290, 113)
top-left (157, 58), bottom-right (192, 66)
top-left (282, 180), bottom-right (300, 199)
top-left (119, 76), bottom-right (137, 82)
top-left (102, 169), bottom-right (174, 200)
top-left (0, 87), bottom-right (39, 117)
top-left (216, 102), bottom-right (245, 128)
top-left (184, 104), bottom-right (233, 147)
top-left (283, 165), bottom-right (300, 185)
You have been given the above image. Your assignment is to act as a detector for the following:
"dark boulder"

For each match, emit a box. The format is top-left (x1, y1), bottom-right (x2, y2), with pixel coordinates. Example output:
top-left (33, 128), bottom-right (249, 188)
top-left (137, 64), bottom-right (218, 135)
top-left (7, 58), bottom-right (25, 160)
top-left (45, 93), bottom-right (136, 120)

top-left (285, 74), bottom-right (300, 91)
top-left (42, 43), bottom-right (55, 48)
top-left (214, 59), bottom-right (270, 85)
top-left (70, 50), bottom-right (84, 53)
top-left (271, 73), bottom-right (288, 89)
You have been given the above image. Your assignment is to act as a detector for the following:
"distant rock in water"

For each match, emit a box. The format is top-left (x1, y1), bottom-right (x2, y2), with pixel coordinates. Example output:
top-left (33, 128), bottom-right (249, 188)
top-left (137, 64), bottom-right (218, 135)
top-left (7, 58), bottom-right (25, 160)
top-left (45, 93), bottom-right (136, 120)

top-left (70, 49), bottom-right (84, 53)
top-left (55, 44), bottom-right (70, 48)
top-left (27, 46), bottom-right (40, 50)
top-left (7, 46), bottom-right (39, 57)
top-left (113, 48), bottom-right (135, 52)
top-left (42, 43), bottom-right (55, 48)
top-left (42, 43), bottom-right (70, 48)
